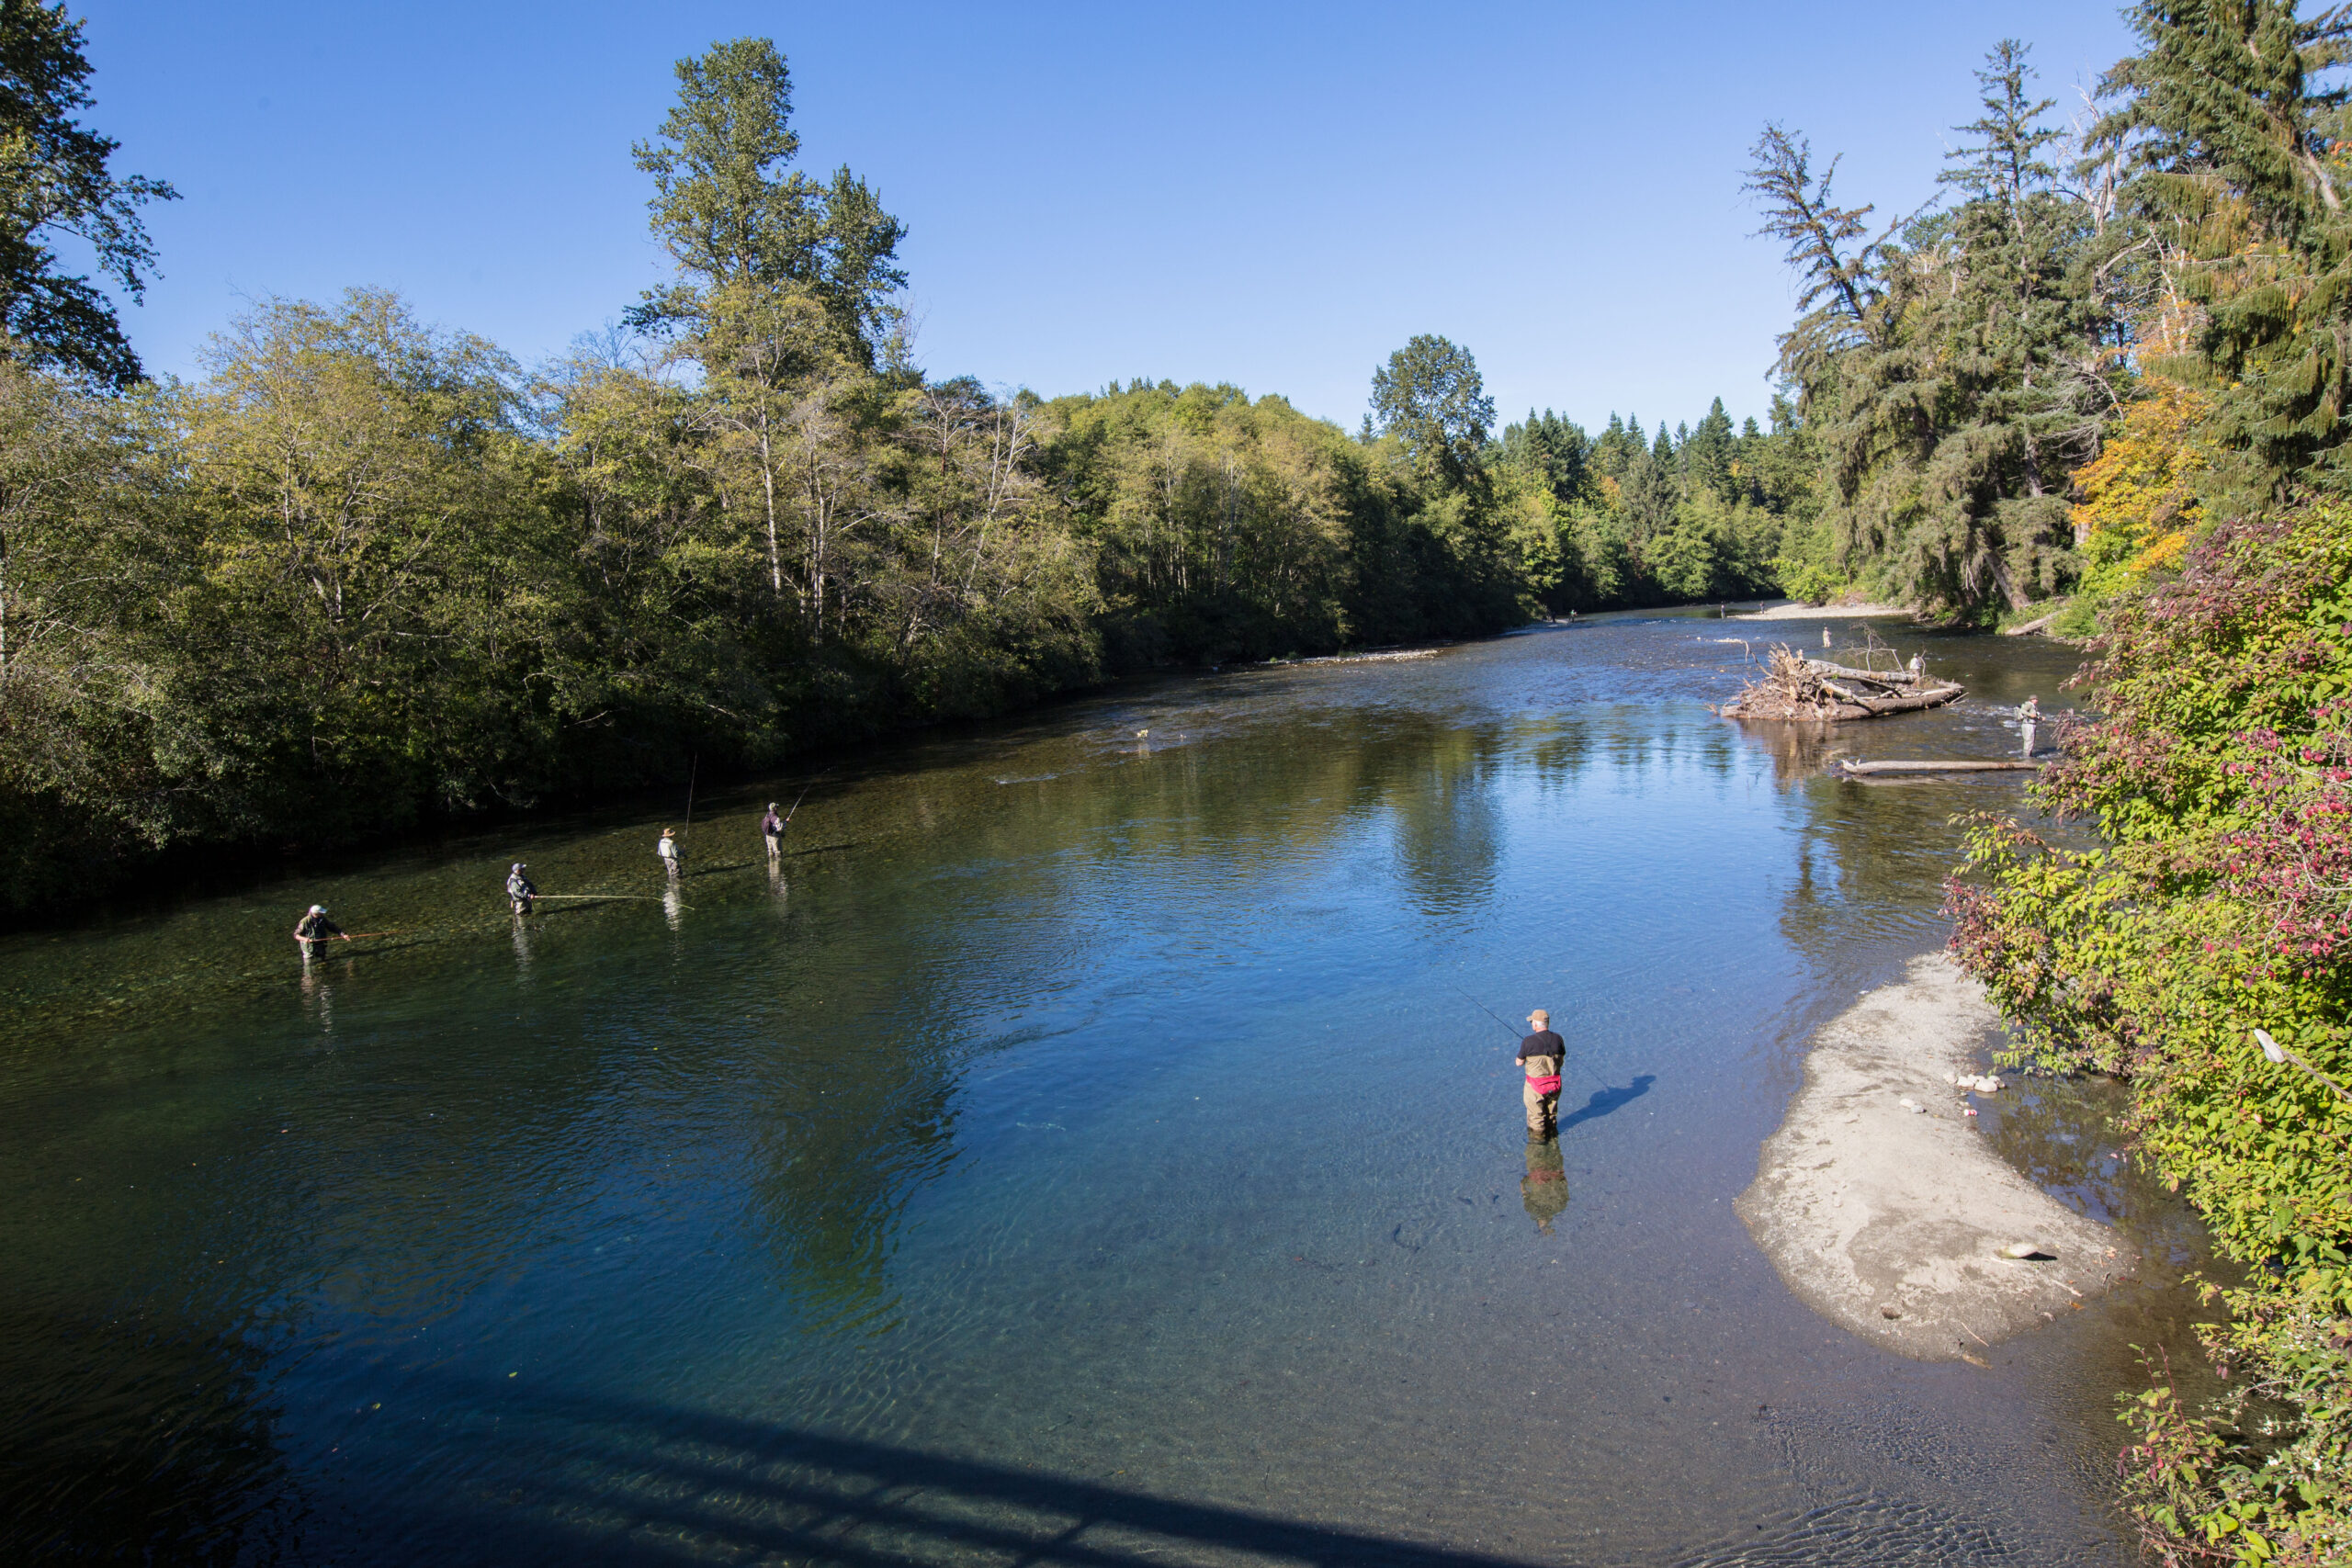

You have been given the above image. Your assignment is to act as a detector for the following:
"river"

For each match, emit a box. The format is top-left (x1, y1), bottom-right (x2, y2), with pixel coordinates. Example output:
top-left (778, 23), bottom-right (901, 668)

top-left (0, 610), bottom-right (2208, 1565)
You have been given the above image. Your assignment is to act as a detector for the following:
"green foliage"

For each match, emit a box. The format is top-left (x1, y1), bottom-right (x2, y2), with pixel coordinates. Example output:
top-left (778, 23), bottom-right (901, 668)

top-left (2095, 1), bottom-right (2352, 504)
top-left (0, 0), bottom-right (175, 388)
top-left (1749, 41), bottom-right (2137, 622)
top-left (1369, 333), bottom-right (1495, 490)
top-left (1949, 503), bottom-right (2352, 1564)
top-left (626, 37), bottom-right (907, 365)
top-left (1491, 394), bottom-right (1809, 612)
top-left (0, 24), bottom-right (1796, 919)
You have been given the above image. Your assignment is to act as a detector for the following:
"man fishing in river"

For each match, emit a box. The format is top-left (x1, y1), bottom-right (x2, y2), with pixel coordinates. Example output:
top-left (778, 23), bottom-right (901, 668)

top-left (1519, 1008), bottom-right (1565, 1143)
top-left (293, 904), bottom-right (350, 955)
top-left (759, 802), bottom-right (785, 861)
top-left (506, 863), bottom-right (537, 916)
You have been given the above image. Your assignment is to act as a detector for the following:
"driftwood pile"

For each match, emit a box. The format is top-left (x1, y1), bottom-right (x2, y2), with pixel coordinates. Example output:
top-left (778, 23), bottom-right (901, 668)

top-left (1720, 646), bottom-right (1965, 722)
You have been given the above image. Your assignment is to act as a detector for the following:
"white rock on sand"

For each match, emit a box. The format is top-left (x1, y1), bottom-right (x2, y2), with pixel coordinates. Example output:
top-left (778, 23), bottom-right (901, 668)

top-left (1736, 953), bottom-right (2135, 1361)
top-left (1733, 600), bottom-right (1911, 620)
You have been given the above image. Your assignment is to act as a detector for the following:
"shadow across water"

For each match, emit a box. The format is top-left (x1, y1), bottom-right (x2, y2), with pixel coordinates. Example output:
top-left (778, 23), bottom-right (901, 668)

top-left (1558, 1073), bottom-right (1655, 1134)
top-left (377, 1384), bottom-right (1555, 1568)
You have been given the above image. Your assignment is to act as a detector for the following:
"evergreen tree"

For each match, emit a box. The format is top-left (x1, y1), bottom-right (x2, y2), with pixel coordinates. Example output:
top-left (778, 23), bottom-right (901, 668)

top-left (2095, 0), bottom-right (2352, 498)
top-left (1683, 397), bottom-right (1736, 499)
top-left (0, 0), bottom-right (175, 389)
top-left (1591, 412), bottom-right (1644, 479)
top-left (625, 37), bottom-right (906, 367)
top-left (1747, 42), bottom-right (2131, 620)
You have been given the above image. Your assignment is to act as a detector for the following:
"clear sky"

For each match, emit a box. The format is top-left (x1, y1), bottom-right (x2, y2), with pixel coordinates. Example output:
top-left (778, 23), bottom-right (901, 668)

top-left (76, 1), bottom-right (2139, 435)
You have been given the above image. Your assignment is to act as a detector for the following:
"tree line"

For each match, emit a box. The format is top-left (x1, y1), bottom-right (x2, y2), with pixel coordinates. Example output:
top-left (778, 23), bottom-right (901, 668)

top-left (0, 13), bottom-right (1797, 915)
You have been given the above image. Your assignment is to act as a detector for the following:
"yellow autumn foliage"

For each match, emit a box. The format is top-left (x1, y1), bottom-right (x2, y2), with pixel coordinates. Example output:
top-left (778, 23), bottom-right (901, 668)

top-left (2069, 378), bottom-right (2209, 577)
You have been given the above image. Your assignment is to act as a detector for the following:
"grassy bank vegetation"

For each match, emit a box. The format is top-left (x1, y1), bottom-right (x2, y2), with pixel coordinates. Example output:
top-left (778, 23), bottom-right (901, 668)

top-left (0, 14), bottom-right (1813, 917)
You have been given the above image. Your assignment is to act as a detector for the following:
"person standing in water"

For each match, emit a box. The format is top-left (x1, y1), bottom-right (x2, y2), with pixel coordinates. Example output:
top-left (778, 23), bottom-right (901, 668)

top-left (506, 863), bottom-right (537, 916)
top-left (2020, 694), bottom-right (2041, 757)
top-left (293, 904), bottom-right (349, 955)
top-left (657, 827), bottom-right (682, 879)
top-left (1519, 1009), bottom-right (1565, 1143)
top-left (759, 802), bottom-right (786, 861)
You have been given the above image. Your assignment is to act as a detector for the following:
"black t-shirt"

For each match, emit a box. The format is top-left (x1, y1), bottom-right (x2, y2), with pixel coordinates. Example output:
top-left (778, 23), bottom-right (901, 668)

top-left (1518, 1029), bottom-right (1564, 1064)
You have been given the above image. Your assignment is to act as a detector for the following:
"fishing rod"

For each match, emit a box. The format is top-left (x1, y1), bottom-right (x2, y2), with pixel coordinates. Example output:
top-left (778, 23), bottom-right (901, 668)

top-left (1451, 986), bottom-right (1609, 1090)
top-left (529, 894), bottom-right (673, 903)
top-left (682, 752), bottom-right (699, 848)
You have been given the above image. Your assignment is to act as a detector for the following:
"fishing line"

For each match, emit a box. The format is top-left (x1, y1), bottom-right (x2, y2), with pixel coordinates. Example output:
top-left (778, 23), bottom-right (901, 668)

top-left (1450, 985), bottom-right (1610, 1091)
top-left (783, 771), bottom-right (828, 825)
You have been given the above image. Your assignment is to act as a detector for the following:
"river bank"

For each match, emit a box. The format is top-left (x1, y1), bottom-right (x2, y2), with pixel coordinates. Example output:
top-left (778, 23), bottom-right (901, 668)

top-left (1738, 953), bottom-right (2138, 1360)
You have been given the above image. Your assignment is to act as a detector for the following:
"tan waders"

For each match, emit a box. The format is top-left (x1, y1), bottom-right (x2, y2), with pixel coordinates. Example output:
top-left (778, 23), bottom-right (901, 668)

top-left (1523, 1055), bottom-right (1561, 1140)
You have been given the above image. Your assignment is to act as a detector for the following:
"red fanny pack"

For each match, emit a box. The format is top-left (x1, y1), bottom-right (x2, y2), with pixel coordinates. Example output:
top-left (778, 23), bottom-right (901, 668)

top-left (1525, 1074), bottom-right (1562, 1095)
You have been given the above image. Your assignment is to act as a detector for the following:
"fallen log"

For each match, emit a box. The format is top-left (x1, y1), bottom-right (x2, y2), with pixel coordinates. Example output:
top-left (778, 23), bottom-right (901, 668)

top-left (1719, 645), bottom-right (1964, 722)
top-left (1839, 759), bottom-right (2041, 775)
top-left (1804, 658), bottom-right (1922, 688)
top-left (1844, 682), bottom-right (1964, 716)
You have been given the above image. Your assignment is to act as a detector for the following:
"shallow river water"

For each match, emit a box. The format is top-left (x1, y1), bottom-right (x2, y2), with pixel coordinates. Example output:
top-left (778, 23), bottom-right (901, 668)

top-left (2, 610), bottom-right (2210, 1566)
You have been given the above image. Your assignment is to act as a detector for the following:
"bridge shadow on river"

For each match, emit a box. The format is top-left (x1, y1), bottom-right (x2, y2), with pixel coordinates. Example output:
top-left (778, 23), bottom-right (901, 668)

top-left (394, 1384), bottom-right (1561, 1568)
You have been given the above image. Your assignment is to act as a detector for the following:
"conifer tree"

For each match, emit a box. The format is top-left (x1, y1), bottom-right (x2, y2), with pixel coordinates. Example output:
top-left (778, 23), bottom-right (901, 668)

top-left (0, 0), bottom-right (175, 389)
top-left (1747, 42), bottom-right (2130, 619)
top-left (2096, 0), bottom-right (2352, 497)
top-left (626, 37), bottom-right (906, 367)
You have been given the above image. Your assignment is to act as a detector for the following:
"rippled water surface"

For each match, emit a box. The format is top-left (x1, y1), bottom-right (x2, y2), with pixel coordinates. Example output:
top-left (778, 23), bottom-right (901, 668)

top-left (1, 612), bottom-right (2209, 1565)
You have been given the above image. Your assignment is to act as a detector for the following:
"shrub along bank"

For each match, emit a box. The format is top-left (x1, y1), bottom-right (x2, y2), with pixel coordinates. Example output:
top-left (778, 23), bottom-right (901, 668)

top-left (1950, 505), bottom-right (2352, 1564)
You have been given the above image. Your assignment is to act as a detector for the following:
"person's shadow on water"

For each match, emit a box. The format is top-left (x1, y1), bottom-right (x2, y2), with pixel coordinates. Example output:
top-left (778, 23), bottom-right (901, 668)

top-left (1557, 1074), bottom-right (1655, 1134)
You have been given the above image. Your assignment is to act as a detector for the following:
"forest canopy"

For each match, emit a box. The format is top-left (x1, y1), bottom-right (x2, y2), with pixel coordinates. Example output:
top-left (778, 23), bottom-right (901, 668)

top-left (0, 19), bottom-right (1795, 915)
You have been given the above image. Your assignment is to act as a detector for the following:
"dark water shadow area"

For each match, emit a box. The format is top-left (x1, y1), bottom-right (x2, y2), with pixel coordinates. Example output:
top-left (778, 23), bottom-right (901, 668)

top-left (371, 1385), bottom-right (1565, 1568)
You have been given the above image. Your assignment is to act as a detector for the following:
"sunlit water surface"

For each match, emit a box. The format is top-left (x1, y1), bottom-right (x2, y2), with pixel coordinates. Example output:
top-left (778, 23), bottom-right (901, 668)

top-left (1, 612), bottom-right (2210, 1566)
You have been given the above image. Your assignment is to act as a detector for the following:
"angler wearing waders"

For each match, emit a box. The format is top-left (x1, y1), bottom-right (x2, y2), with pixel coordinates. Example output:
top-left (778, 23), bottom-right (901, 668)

top-left (506, 863), bottom-right (537, 916)
top-left (1519, 1009), bottom-right (1565, 1143)
top-left (658, 827), bottom-right (682, 879)
top-left (759, 803), bottom-right (785, 861)
top-left (293, 905), bottom-right (348, 954)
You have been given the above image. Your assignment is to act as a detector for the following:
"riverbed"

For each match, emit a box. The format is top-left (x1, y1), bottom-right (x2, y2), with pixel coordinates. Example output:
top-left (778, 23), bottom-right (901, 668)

top-left (0, 609), bottom-right (2209, 1565)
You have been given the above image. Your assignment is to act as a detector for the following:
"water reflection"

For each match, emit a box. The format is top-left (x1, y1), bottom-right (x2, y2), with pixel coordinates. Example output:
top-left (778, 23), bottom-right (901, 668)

top-left (1730, 716), bottom-right (1846, 786)
top-left (1391, 731), bottom-right (1505, 919)
top-left (1520, 1141), bottom-right (1568, 1234)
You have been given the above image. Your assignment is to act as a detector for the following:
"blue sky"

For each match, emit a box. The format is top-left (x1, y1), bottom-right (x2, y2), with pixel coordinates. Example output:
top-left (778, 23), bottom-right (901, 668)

top-left (79, 1), bottom-right (2138, 434)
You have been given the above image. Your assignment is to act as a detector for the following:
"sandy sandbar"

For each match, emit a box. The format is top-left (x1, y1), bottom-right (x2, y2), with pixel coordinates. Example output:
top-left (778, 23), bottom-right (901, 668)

top-left (1736, 953), bottom-right (2136, 1361)
top-left (1733, 600), bottom-right (1913, 620)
